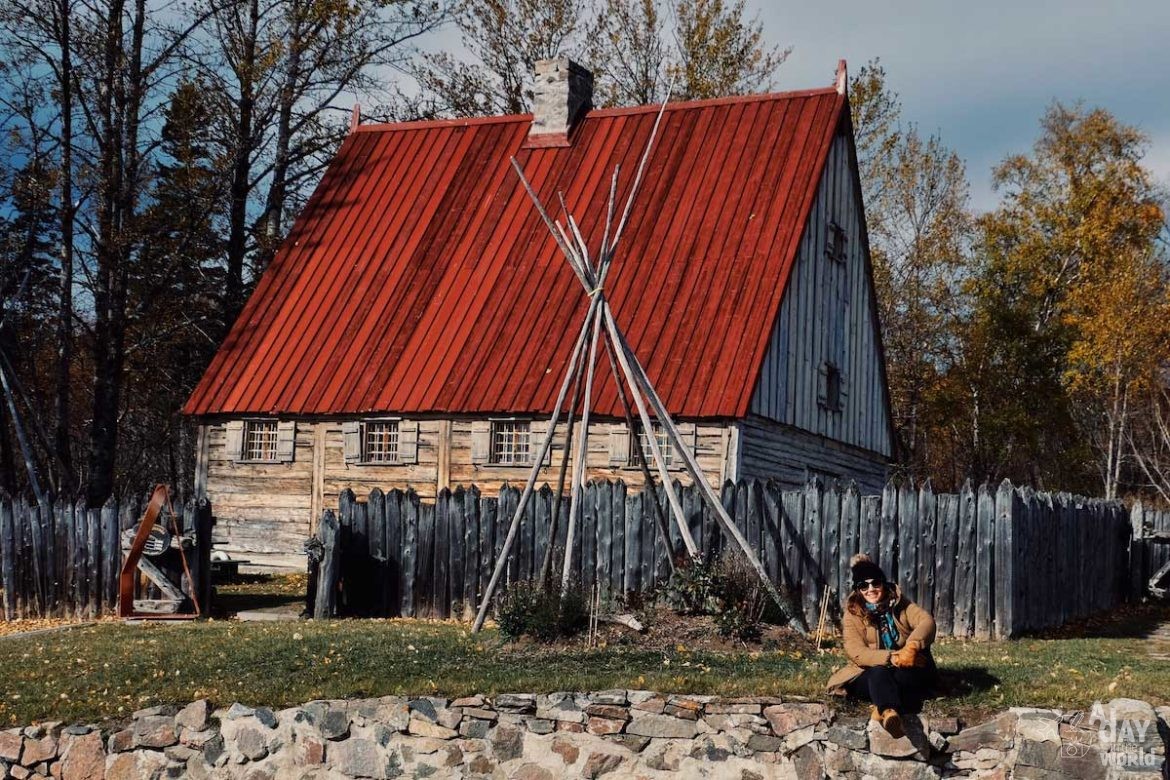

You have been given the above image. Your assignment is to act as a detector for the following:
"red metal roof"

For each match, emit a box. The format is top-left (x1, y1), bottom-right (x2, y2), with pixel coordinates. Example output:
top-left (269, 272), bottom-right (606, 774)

top-left (185, 87), bottom-right (847, 418)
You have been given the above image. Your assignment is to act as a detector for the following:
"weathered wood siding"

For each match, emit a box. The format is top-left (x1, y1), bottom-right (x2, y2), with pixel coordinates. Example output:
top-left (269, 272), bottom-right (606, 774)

top-left (201, 417), bottom-right (732, 553)
top-left (749, 128), bottom-right (892, 459)
top-left (735, 415), bottom-right (887, 495)
top-left (205, 421), bottom-right (315, 553)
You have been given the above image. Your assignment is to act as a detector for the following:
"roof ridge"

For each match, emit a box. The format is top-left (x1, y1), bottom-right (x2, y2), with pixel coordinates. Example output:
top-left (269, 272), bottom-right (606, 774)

top-left (353, 86), bottom-right (840, 134)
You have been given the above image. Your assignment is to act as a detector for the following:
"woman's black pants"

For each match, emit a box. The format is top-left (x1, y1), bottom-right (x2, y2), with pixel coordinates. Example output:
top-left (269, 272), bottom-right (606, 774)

top-left (845, 665), bottom-right (932, 713)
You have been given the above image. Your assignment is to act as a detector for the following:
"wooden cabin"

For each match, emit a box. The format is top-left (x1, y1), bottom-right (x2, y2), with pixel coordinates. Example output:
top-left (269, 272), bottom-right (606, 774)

top-left (184, 59), bottom-right (895, 556)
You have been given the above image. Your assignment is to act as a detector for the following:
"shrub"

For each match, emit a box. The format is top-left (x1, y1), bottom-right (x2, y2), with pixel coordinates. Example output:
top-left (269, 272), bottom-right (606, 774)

top-left (496, 579), bottom-right (587, 642)
top-left (665, 556), bottom-right (719, 615)
top-left (710, 553), bottom-right (767, 642)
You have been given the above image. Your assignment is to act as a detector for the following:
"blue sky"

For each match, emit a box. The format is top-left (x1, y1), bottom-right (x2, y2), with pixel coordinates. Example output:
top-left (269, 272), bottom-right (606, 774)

top-left (758, 0), bottom-right (1170, 211)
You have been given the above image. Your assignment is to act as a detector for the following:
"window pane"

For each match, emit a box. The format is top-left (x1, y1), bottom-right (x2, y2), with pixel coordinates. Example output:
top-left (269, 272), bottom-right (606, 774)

top-left (491, 421), bottom-right (531, 465)
top-left (244, 420), bottom-right (279, 461)
top-left (628, 423), bottom-right (673, 467)
top-left (363, 421), bottom-right (400, 463)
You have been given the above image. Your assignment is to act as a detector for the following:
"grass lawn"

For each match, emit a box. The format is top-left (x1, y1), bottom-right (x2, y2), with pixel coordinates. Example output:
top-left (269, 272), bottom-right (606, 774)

top-left (2, 605), bottom-right (1169, 727)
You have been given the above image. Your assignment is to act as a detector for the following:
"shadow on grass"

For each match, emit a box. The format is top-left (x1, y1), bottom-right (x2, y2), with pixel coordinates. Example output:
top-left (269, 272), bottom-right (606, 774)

top-left (211, 573), bottom-right (307, 617)
top-left (936, 666), bottom-right (1001, 698)
top-left (1020, 601), bottom-right (1170, 640)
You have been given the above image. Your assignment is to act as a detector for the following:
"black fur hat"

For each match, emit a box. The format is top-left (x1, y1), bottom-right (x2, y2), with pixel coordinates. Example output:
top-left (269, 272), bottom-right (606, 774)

top-left (850, 553), bottom-right (887, 587)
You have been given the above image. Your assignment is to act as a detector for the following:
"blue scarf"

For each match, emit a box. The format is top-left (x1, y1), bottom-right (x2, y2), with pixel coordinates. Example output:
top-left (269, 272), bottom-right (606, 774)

top-left (865, 601), bottom-right (899, 650)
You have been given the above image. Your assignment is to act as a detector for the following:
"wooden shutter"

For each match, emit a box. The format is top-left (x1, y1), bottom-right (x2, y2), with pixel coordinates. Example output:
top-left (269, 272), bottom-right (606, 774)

top-left (342, 421), bottom-right (361, 464)
top-left (399, 420), bottom-right (419, 464)
top-left (225, 420), bottom-right (244, 463)
top-left (276, 421), bottom-right (296, 463)
top-left (470, 421), bottom-right (491, 464)
top-left (608, 423), bottom-right (629, 466)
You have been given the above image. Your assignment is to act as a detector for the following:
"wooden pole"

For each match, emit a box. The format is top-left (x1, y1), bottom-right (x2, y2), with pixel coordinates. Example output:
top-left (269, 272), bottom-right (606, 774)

top-left (561, 305), bottom-right (603, 591)
top-left (603, 302), bottom-right (809, 634)
top-left (538, 339), bottom-right (588, 588)
top-left (0, 359), bottom-right (46, 506)
top-left (472, 294), bottom-right (604, 632)
top-left (601, 334), bottom-right (679, 572)
top-left (598, 308), bottom-right (699, 558)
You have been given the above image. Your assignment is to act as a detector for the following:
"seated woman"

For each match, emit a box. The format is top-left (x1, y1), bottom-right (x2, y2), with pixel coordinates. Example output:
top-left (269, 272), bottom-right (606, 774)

top-left (826, 553), bottom-right (937, 738)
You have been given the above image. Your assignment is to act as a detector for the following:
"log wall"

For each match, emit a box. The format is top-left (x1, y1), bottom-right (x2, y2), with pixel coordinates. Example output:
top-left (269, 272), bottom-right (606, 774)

top-left (201, 418), bottom-right (734, 554)
top-left (309, 478), bottom-right (1133, 638)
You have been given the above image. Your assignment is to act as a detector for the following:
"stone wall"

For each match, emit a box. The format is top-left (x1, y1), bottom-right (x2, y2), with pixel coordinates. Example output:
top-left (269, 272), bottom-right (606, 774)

top-left (1, 692), bottom-right (1166, 779)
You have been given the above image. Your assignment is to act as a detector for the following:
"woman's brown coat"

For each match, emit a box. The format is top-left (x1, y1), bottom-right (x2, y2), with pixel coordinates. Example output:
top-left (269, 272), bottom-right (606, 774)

top-left (825, 586), bottom-right (936, 694)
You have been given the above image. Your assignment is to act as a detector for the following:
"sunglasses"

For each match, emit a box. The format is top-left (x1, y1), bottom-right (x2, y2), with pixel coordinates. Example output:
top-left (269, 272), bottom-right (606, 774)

top-left (853, 579), bottom-right (885, 591)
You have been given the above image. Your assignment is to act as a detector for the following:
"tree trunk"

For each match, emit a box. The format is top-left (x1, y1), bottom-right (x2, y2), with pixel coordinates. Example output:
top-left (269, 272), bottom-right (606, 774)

top-left (55, 0), bottom-right (75, 495)
top-left (223, 0), bottom-right (259, 324)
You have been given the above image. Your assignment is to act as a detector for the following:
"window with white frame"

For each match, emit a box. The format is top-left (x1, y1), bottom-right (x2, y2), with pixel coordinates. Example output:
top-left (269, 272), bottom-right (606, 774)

top-left (628, 422), bottom-right (674, 468)
top-left (490, 420), bottom-right (531, 465)
top-left (243, 420), bottom-right (279, 461)
top-left (362, 420), bottom-right (400, 463)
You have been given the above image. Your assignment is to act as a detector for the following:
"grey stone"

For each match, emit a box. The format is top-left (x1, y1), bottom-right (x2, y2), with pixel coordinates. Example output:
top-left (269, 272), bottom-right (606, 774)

top-left (202, 734), bottom-right (226, 767)
top-left (625, 690), bottom-right (656, 704)
top-left (491, 724), bottom-right (523, 761)
top-left (625, 713), bottom-right (699, 739)
top-left (451, 695), bottom-right (484, 708)
top-left (792, 744), bottom-right (824, 779)
top-left (591, 690), bottom-right (628, 706)
top-left (866, 718), bottom-right (927, 759)
top-left (1017, 713), bottom-right (1061, 744)
top-left (461, 708), bottom-right (497, 722)
top-left (493, 694), bottom-right (536, 714)
top-left (745, 734), bottom-right (784, 752)
top-left (176, 700), bottom-right (211, 732)
top-left (226, 703), bottom-right (255, 720)
top-left (407, 699), bottom-right (438, 723)
top-left (460, 719), bottom-right (491, 739)
top-left (133, 716), bottom-right (178, 749)
top-left (608, 735), bottom-right (650, 753)
top-left (235, 727), bottom-right (268, 761)
top-left (62, 725), bottom-right (93, 736)
top-left (526, 718), bottom-right (555, 735)
top-left (1018, 738), bottom-right (1060, 768)
top-left (827, 725), bottom-right (867, 751)
top-left (582, 751), bottom-right (624, 778)
top-left (316, 708), bottom-right (350, 741)
top-left (762, 704), bottom-right (830, 736)
top-left (688, 735), bottom-right (732, 762)
top-left (253, 708), bottom-right (277, 729)
top-left (705, 703), bottom-right (763, 715)
top-left (407, 718), bottom-right (458, 740)
top-left (329, 738), bottom-right (389, 779)
top-left (947, 712), bottom-right (1018, 752)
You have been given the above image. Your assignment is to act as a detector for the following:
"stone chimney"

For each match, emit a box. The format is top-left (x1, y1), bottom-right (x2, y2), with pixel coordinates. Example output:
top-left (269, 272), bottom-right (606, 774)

top-left (528, 57), bottom-right (593, 144)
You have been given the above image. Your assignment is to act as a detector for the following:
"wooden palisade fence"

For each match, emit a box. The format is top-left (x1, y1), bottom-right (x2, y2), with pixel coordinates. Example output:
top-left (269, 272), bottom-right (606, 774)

top-left (0, 493), bottom-right (212, 619)
top-left (308, 479), bottom-right (1132, 639)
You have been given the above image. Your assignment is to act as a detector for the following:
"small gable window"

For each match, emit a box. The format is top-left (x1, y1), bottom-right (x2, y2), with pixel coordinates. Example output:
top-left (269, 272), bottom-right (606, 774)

top-left (818, 361), bottom-right (844, 412)
top-left (628, 422), bottom-right (674, 468)
top-left (491, 420), bottom-right (531, 465)
top-left (342, 419), bottom-right (419, 465)
top-left (244, 420), bottom-right (279, 461)
top-left (226, 419), bottom-right (296, 463)
top-left (363, 420), bottom-right (400, 463)
top-left (826, 221), bottom-right (847, 263)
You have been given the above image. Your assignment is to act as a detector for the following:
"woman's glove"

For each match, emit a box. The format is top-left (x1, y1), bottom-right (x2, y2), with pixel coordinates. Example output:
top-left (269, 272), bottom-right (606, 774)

top-left (890, 645), bottom-right (918, 668)
top-left (891, 639), bottom-right (927, 668)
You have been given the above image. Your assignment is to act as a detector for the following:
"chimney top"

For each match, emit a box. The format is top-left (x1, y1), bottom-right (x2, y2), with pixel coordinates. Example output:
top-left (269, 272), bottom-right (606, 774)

top-left (835, 60), bottom-right (847, 96)
top-left (527, 57), bottom-right (593, 147)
